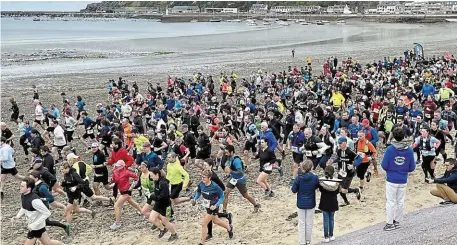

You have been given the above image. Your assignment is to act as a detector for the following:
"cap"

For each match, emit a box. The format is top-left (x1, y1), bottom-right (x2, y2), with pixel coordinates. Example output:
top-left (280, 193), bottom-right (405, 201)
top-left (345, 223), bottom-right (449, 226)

top-left (361, 119), bottom-right (370, 126)
top-left (91, 142), bottom-right (99, 148)
top-left (338, 137), bottom-right (347, 144)
top-left (66, 153), bottom-right (79, 161)
top-left (33, 158), bottom-right (43, 165)
top-left (143, 142), bottom-right (151, 148)
top-left (114, 160), bottom-right (125, 168)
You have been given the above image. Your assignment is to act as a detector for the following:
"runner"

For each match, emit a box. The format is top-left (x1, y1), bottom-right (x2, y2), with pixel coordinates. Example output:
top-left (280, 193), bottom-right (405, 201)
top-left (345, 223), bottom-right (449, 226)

top-left (1, 136), bottom-right (25, 200)
top-left (288, 124), bottom-right (305, 184)
top-left (222, 145), bottom-right (260, 213)
top-left (195, 125), bottom-right (212, 170)
top-left (90, 143), bottom-right (113, 198)
top-left (29, 171), bottom-right (70, 235)
top-left (254, 138), bottom-right (278, 197)
top-left (166, 152), bottom-right (191, 204)
top-left (60, 162), bottom-right (96, 224)
top-left (149, 167), bottom-right (179, 241)
top-left (110, 160), bottom-right (142, 230)
top-left (12, 178), bottom-right (64, 245)
top-left (192, 169), bottom-right (234, 245)
top-left (412, 127), bottom-right (441, 181)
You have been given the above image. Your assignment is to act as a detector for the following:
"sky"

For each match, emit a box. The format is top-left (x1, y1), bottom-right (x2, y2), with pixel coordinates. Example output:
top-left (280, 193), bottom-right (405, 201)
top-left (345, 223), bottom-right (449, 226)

top-left (1, 1), bottom-right (100, 11)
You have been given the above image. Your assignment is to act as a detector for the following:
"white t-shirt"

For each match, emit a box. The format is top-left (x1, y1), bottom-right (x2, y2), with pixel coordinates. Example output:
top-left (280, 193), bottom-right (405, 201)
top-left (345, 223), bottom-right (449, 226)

top-left (35, 105), bottom-right (45, 121)
top-left (53, 125), bottom-right (66, 146)
top-left (65, 117), bottom-right (77, 131)
top-left (121, 105), bottom-right (132, 118)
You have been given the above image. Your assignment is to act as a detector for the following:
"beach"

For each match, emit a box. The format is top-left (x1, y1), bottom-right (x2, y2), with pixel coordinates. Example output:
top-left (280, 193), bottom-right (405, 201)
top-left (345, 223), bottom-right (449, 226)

top-left (1, 18), bottom-right (457, 245)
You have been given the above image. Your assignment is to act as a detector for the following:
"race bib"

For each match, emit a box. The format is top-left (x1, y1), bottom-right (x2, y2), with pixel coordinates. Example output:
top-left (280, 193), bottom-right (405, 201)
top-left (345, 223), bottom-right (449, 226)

top-left (305, 150), bottom-right (312, 157)
top-left (338, 169), bottom-right (347, 178)
top-left (264, 164), bottom-right (273, 171)
top-left (291, 146), bottom-right (298, 152)
top-left (411, 117), bottom-right (417, 122)
top-left (211, 106), bottom-right (216, 109)
top-left (206, 119), bottom-right (211, 124)
top-left (229, 178), bottom-right (238, 186)
top-left (87, 129), bottom-right (94, 134)
top-left (373, 108), bottom-right (379, 113)
top-left (202, 199), bottom-right (211, 208)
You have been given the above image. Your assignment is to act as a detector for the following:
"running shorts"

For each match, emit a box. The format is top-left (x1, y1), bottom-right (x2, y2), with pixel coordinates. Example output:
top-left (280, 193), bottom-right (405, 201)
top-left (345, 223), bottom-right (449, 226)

top-left (226, 181), bottom-right (248, 194)
top-left (27, 227), bottom-right (46, 239)
top-left (170, 182), bottom-right (183, 199)
top-left (1, 167), bottom-right (18, 175)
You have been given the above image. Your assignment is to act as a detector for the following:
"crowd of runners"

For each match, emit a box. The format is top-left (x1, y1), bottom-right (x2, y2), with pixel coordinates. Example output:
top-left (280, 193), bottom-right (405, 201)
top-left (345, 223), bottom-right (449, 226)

top-left (1, 50), bottom-right (457, 245)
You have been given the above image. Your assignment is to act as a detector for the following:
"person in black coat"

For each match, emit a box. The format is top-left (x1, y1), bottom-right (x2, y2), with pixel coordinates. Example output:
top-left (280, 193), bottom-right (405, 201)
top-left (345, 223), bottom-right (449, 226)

top-left (318, 165), bottom-right (341, 242)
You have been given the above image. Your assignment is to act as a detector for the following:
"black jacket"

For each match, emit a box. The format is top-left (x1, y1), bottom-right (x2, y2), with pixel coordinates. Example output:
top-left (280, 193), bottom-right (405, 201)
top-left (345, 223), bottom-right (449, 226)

top-left (434, 167), bottom-right (457, 193)
top-left (41, 154), bottom-right (56, 176)
top-left (318, 178), bottom-right (340, 212)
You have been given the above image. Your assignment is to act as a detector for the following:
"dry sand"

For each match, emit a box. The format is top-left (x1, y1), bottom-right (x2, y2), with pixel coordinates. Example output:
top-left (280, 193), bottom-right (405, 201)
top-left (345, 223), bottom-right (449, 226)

top-left (0, 75), bottom-right (450, 245)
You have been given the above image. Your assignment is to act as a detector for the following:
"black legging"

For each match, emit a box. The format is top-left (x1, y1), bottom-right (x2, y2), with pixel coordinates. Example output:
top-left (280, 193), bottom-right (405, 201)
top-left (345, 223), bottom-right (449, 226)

top-left (45, 218), bottom-right (66, 230)
top-left (19, 135), bottom-right (29, 156)
top-left (207, 212), bottom-right (228, 236)
top-left (422, 155), bottom-right (436, 179)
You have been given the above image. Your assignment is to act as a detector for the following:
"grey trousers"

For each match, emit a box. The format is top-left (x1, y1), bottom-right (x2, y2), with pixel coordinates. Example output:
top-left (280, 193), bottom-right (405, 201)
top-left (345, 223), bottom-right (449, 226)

top-left (298, 208), bottom-right (314, 244)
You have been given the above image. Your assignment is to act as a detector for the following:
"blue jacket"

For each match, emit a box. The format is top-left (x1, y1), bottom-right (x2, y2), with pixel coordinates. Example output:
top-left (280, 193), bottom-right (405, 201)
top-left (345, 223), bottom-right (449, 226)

top-left (76, 100), bottom-right (86, 111)
top-left (421, 84), bottom-right (435, 97)
top-left (291, 172), bottom-right (319, 209)
top-left (364, 127), bottom-right (379, 145)
top-left (381, 142), bottom-right (416, 184)
top-left (136, 152), bottom-right (164, 170)
top-left (259, 129), bottom-right (278, 152)
top-left (434, 167), bottom-right (457, 193)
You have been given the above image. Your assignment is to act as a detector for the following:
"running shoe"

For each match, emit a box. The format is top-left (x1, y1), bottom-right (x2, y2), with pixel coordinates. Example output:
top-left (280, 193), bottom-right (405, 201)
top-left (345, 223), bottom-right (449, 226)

top-left (0, 192), bottom-right (4, 200)
top-left (109, 197), bottom-right (115, 206)
top-left (168, 233), bottom-right (178, 242)
top-left (151, 224), bottom-right (158, 231)
top-left (393, 220), bottom-right (400, 228)
top-left (269, 191), bottom-right (275, 197)
top-left (91, 210), bottom-right (97, 219)
top-left (183, 189), bottom-right (192, 197)
top-left (170, 215), bottom-right (175, 222)
top-left (440, 201), bottom-right (455, 205)
top-left (339, 202), bottom-right (350, 207)
top-left (383, 223), bottom-right (396, 231)
top-left (330, 236), bottom-right (335, 241)
top-left (82, 199), bottom-right (90, 208)
top-left (227, 212), bottom-right (233, 225)
top-left (228, 224), bottom-right (234, 239)
top-left (158, 228), bottom-right (168, 239)
top-left (356, 188), bottom-right (362, 200)
top-left (253, 204), bottom-right (261, 213)
top-left (65, 224), bottom-right (71, 236)
top-left (264, 189), bottom-right (272, 197)
top-left (279, 167), bottom-right (284, 177)
top-left (366, 171), bottom-right (372, 183)
top-left (110, 222), bottom-right (122, 230)
top-left (205, 234), bottom-right (213, 241)
top-left (323, 238), bottom-right (330, 243)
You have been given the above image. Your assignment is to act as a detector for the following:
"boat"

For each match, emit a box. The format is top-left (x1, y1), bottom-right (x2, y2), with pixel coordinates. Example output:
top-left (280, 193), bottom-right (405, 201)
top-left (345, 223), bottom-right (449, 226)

top-left (190, 19), bottom-right (198, 23)
top-left (336, 20), bottom-right (346, 24)
top-left (262, 22), bottom-right (271, 25)
top-left (33, 17), bottom-right (41, 21)
top-left (247, 22), bottom-right (257, 26)
top-left (277, 21), bottom-right (290, 26)
top-left (231, 19), bottom-right (242, 23)
top-left (446, 18), bottom-right (457, 22)
top-left (316, 21), bottom-right (324, 25)
top-left (321, 20), bottom-right (329, 23)
top-left (300, 22), bottom-right (309, 25)
top-left (209, 19), bottom-right (221, 22)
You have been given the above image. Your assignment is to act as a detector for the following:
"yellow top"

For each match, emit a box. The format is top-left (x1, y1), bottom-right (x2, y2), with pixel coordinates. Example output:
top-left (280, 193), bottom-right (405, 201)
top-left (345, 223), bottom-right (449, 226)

top-left (330, 92), bottom-right (345, 107)
top-left (166, 159), bottom-right (189, 187)
top-left (276, 101), bottom-right (285, 113)
top-left (306, 57), bottom-right (312, 63)
top-left (134, 135), bottom-right (149, 154)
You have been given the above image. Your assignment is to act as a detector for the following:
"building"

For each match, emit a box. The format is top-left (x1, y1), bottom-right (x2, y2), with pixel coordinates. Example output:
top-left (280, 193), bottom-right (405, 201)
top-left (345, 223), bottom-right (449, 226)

top-left (327, 4), bottom-right (352, 14)
top-left (377, 1), bottom-right (402, 14)
top-left (270, 5), bottom-right (321, 14)
top-left (250, 4), bottom-right (268, 14)
top-left (204, 8), bottom-right (238, 13)
top-left (112, 7), bottom-right (160, 14)
top-left (170, 6), bottom-right (200, 14)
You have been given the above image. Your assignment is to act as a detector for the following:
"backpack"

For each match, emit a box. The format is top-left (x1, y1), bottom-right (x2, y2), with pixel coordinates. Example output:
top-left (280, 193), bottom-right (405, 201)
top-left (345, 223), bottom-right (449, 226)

top-left (72, 161), bottom-right (93, 180)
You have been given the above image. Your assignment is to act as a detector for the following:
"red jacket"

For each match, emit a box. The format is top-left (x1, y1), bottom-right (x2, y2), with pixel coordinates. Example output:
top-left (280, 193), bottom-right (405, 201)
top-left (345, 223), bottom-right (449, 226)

top-left (107, 148), bottom-right (134, 168)
top-left (112, 168), bottom-right (138, 192)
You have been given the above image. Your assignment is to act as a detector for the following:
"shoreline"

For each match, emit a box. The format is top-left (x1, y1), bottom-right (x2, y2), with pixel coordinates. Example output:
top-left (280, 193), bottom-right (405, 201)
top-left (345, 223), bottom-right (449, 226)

top-left (2, 12), bottom-right (457, 23)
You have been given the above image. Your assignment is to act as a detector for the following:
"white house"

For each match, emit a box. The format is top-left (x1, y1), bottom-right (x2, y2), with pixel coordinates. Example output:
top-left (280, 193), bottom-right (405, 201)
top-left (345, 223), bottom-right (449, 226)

top-left (377, 1), bottom-right (401, 14)
top-left (250, 4), bottom-right (268, 14)
top-left (270, 6), bottom-right (302, 13)
top-left (170, 6), bottom-right (200, 14)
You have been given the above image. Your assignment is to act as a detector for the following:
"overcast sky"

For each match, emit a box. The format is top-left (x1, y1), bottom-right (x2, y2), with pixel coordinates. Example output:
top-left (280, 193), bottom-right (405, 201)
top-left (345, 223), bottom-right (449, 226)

top-left (1, 1), bottom-right (100, 11)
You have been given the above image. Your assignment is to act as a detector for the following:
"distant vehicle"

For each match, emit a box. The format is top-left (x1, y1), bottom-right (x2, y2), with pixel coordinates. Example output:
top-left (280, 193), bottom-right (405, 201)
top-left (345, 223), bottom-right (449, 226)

top-left (209, 19), bottom-right (221, 22)
top-left (336, 20), bottom-right (346, 24)
top-left (33, 17), bottom-right (41, 21)
top-left (300, 22), bottom-right (309, 25)
top-left (190, 19), bottom-right (198, 22)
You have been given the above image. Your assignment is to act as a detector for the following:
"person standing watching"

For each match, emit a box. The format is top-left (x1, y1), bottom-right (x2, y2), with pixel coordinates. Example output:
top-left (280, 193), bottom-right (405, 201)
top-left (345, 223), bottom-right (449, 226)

top-left (381, 127), bottom-right (416, 231)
